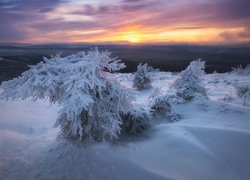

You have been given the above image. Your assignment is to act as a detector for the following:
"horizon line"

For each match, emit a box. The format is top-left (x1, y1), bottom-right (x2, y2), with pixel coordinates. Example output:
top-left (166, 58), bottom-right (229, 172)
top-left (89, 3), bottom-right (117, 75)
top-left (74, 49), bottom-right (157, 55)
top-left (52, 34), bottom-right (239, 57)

top-left (1, 42), bottom-right (250, 47)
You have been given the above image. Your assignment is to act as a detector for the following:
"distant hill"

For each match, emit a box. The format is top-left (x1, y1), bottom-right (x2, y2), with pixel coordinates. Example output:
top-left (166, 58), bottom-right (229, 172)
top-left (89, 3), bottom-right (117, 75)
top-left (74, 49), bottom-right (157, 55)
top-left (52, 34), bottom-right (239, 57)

top-left (1, 44), bottom-right (250, 82)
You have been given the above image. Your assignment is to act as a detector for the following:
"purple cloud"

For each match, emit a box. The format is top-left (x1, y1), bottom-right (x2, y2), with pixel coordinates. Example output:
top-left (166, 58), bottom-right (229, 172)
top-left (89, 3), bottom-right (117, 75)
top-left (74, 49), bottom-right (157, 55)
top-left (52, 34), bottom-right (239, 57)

top-left (0, 0), bottom-right (249, 43)
top-left (0, 0), bottom-right (62, 12)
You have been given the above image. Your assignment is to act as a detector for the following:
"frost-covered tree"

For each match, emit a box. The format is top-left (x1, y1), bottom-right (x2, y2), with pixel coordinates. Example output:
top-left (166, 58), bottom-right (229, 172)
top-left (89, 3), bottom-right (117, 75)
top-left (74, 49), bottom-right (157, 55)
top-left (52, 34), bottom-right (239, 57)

top-left (235, 84), bottom-right (250, 106)
top-left (133, 63), bottom-right (157, 90)
top-left (231, 64), bottom-right (250, 75)
top-left (0, 48), bottom-right (148, 141)
top-left (150, 95), bottom-right (181, 122)
top-left (121, 107), bottom-right (150, 135)
top-left (173, 59), bottom-right (207, 101)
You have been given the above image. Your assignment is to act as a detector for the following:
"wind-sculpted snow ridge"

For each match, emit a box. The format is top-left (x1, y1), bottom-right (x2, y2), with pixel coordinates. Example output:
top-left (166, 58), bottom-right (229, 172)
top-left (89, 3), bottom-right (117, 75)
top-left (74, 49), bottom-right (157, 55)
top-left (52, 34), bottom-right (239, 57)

top-left (0, 48), bottom-right (149, 141)
top-left (172, 59), bottom-right (207, 101)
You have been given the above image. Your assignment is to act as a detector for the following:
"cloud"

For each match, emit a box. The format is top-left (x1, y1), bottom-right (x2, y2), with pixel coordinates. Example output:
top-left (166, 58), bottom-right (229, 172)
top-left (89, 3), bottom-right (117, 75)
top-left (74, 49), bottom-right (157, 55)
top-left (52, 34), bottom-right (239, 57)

top-left (38, 7), bottom-right (55, 13)
top-left (0, 0), bottom-right (250, 43)
top-left (0, 0), bottom-right (63, 42)
top-left (131, 0), bottom-right (250, 28)
top-left (0, 9), bottom-right (28, 42)
top-left (220, 28), bottom-right (250, 43)
top-left (0, 0), bottom-right (62, 12)
top-left (0, 22), bottom-right (27, 42)
top-left (123, 0), bottom-right (145, 3)
top-left (69, 4), bottom-right (113, 16)
top-left (121, 2), bottom-right (154, 12)
top-left (170, 26), bottom-right (207, 30)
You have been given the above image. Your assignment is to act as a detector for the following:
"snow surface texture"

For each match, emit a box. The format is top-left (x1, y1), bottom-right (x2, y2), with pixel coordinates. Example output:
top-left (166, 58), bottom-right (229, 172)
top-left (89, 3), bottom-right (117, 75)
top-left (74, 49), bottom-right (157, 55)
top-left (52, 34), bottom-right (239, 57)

top-left (1, 51), bottom-right (250, 179)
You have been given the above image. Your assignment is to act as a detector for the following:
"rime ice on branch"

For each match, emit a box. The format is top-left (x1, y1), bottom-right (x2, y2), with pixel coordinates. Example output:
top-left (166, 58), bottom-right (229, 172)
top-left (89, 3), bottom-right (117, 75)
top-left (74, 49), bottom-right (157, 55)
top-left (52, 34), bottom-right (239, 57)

top-left (0, 48), bottom-right (148, 141)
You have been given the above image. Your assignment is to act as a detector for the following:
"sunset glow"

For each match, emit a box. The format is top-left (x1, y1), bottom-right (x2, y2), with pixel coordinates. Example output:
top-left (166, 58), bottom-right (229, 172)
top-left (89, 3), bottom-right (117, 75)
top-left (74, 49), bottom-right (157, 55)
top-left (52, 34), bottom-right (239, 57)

top-left (127, 36), bottom-right (140, 43)
top-left (0, 0), bottom-right (249, 44)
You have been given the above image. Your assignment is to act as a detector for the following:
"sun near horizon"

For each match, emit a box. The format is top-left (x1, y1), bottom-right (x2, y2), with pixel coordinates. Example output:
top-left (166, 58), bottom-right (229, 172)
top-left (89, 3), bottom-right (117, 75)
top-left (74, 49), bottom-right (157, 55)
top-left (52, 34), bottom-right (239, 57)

top-left (127, 35), bottom-right (140, 43)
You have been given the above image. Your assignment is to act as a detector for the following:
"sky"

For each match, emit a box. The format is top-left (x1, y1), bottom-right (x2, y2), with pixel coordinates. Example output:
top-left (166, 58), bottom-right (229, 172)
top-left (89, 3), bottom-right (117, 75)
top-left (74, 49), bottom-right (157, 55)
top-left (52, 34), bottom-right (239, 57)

top-left (0, 0), bottom-right (250, 44)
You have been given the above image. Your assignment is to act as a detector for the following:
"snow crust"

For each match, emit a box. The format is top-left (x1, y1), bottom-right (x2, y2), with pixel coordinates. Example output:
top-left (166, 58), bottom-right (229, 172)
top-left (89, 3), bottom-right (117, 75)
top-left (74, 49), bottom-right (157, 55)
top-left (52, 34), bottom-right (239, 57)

top-left (1, 70), bottom-right (250, 180)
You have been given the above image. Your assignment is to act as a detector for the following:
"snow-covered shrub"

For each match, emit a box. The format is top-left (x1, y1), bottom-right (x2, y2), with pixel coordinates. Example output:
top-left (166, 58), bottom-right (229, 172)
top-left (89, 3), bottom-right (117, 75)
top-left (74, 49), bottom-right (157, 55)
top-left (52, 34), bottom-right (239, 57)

top-left (121, 107), bottom-right (150, 135)
top-left (150, 95), bottom-right (181, 122)
top-left (221, 95), bottom-right (233, 102)
top-left (235, 84), bottom-right (250, 106)
top-left (133, 63), bottom-right (157, 90)
top-left (231, 64), bottom-right (250, 75)
top-left (173, 59), bottom-right (207, 101)
top-left (0, 48), bottom-right (148, 141)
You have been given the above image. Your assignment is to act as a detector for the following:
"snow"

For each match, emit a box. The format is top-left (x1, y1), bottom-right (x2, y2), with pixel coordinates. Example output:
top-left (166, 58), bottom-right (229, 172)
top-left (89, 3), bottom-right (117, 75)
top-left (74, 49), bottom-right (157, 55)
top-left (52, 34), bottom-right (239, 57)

top-left (1, 71), bottom-right (250, 180)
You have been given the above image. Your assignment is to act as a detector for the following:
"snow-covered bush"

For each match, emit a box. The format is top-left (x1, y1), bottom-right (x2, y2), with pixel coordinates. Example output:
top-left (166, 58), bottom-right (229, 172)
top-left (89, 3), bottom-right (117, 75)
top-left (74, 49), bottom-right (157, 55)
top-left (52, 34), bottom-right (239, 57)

top-left (173, 59), bottom-right (207, 101)
top-left (235, 84), bottom-right (250, 106)
top-left (0, 48), bottom-right (149, 141)
top-left (221, 95), bottom-right (233, 102)
top-left (121, 107), bottom-right (150, 135)
top-left (133, 63), bottom-right (157, 90)
top-left (150, 95), bottom-right (181, 122)
top-left (231, 64), bottom-right (250, 75)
